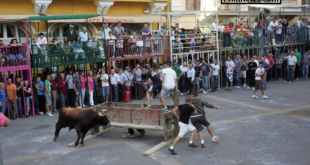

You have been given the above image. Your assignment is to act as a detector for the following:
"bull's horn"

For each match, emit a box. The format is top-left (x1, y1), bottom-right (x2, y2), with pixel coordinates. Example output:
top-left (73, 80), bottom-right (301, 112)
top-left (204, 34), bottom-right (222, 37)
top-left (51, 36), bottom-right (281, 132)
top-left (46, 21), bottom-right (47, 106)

top-left (98, 112), bottom-right (105, 116)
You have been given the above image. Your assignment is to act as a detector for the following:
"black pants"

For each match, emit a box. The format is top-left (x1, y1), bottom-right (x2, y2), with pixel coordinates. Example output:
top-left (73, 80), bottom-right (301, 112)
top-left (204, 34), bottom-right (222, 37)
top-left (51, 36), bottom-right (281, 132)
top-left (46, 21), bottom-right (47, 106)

top-left (118, 84), bottom-right (125, 102)
top-left (187, 78), bottom-right (193, 94)
top-left (295, 65), bottom-right (300, 79)
top-left (248, 72), bottom-right (256, 88)
top-left (128, 129), bottom-right (144, 135)
top-left (68, 89), bottom-right (74, 107)
top-left (37, 95), bottom-right (45, 112)
top-left (137, 83), bottom-right (142, 99)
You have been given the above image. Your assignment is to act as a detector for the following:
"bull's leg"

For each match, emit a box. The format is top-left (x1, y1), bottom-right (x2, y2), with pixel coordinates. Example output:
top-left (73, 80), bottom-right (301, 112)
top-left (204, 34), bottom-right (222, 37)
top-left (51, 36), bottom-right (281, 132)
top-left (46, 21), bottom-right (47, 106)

top-left (74, 127), bottom-right (82, 147)
top-left (53, 122), bottom-right (62, 142)
top-left (80, 133), bottom-right (87, 147)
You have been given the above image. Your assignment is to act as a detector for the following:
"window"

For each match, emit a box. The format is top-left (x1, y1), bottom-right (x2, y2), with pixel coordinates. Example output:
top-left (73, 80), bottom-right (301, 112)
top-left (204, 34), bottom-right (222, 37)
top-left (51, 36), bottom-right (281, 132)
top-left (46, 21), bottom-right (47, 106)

top-left (185, 0), bottom-right (200, 11)
top-left (0, 24), bottom-right (3, 38)
top-left (7, 25), bottom-right (14, 38)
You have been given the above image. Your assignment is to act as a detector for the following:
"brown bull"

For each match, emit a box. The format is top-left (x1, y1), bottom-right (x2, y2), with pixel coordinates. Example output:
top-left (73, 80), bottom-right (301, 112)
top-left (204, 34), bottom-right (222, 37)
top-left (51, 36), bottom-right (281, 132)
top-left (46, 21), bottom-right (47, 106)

top-left (53, 108), bottom-right (110, 147)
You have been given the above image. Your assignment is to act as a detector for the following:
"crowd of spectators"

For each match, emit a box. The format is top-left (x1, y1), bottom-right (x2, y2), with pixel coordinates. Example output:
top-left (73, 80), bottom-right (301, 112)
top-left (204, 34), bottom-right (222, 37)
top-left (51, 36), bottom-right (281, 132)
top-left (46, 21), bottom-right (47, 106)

top-left (212, 13), bottom-right (309, 48)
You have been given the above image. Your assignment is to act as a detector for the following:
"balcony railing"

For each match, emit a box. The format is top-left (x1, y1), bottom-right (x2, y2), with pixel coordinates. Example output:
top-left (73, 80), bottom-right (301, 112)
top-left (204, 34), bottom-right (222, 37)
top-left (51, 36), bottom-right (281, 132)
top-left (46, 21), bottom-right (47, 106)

top-left (31, 41), bottom-right (106, 68)
top-left (0, 45), bottom-right (30, 69)
top-left (106, 36), bottom-right (171, 61)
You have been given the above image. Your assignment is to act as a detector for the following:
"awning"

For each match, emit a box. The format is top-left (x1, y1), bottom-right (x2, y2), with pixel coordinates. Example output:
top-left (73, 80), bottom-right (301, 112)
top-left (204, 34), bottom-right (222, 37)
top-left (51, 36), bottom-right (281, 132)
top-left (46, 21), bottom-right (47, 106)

top-left (0, 15), bottom-right (37, 22)
top-left (29, 14), bottom-right (101, 21)
top-left (47, 15), bottom-right (166, 23)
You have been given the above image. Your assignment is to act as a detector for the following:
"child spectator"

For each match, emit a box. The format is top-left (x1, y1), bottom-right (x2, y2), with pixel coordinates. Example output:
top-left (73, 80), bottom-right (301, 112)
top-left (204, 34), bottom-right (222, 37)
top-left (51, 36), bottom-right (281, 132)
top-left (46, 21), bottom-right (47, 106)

top-left (276, 20), bottom-right (283, 44)
top-left (116, 34), bottom-right (124, 58)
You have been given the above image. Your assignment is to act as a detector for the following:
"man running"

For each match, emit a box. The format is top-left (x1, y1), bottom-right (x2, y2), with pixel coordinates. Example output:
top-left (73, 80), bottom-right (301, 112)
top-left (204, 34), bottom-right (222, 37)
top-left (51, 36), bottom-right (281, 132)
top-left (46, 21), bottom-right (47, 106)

top-left (190, 90), bottom-right (221, 148)
top-left (142, 66), bottom-right (163, 108)
top-left (169, 96), bottom-right (198, 155)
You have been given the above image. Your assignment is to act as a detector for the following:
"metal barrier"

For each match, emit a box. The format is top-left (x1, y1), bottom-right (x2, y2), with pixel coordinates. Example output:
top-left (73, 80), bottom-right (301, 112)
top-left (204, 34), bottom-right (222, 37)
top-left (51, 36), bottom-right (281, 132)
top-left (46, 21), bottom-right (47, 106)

top-left (31, 41), bottom-right (106, 69)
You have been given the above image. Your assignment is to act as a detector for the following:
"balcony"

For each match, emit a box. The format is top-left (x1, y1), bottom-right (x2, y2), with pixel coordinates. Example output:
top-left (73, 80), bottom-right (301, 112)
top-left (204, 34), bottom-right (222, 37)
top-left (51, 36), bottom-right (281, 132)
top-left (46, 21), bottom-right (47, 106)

top-left (0, 44), bottom-right (31, 71)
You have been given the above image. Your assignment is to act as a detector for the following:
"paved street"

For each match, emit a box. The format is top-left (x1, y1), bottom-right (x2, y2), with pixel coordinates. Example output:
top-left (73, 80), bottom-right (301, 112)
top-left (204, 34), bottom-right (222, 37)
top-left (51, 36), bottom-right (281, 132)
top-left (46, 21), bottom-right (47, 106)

top-left (1, 80), bottom-right (310, 165)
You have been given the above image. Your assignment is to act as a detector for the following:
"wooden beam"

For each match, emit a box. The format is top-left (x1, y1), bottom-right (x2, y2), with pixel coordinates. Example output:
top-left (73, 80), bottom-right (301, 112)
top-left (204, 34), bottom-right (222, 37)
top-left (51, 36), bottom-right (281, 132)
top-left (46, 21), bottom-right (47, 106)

top-left (110, 122), bottom-right (164, 130)
top-left (143, 131), bottom-right (189, 156)
top-left (67, 127), bottom-right (115, 147)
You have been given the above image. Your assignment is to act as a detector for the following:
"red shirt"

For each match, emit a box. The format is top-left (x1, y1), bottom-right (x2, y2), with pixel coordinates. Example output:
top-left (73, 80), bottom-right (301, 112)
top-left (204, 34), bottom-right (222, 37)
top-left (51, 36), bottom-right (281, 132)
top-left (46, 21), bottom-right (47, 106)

top-left (267, 57), bottom-right (275, 66)
top-left (223, 25), bottom-right (234, 33)
top-left (59, 78), bottom-right (66, 94)
top-left (237, 22), bottom-right (245, 29)
top-left (51, 79), bottom-right (57, 90)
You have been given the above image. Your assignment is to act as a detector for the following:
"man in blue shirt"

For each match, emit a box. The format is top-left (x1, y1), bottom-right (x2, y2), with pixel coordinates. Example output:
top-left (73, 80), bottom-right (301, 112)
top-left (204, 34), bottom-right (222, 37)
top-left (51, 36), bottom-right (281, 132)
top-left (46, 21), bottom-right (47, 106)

top-left (118, 68), bottom-right (128, 102)
top-left (134, 64), bottom-right (142, 99)
top-left (234, 54), bottom-right (242, 88)
top-left (113, 21), bottom-right (125, 39)
top-left (35, 76), bottom-right (45, 115)
top-left (262, 57), bottom-right (269, 90)
top-left (158, 26), bottom-right (167, 54)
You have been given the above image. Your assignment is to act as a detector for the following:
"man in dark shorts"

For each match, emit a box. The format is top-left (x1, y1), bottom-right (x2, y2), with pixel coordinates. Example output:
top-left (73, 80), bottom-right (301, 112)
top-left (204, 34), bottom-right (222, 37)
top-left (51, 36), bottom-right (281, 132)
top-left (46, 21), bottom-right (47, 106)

top-left (252, 62), bottom-right (268, 99)
top-left (169, 96), bottom-right (198, 155)
top-left (190, 90), bottom-right (221, 148)
top-left (143, 66), bottom-right (163, 108)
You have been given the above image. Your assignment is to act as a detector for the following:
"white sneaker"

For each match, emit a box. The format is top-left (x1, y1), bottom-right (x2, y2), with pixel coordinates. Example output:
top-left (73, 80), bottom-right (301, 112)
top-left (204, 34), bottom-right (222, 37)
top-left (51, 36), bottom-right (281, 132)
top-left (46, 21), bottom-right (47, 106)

top-left (78, 106), bottom-right (82, 108)
top-left (243, 84), bottom-right (246, 88)
top-left (180, 93), bottom-right (183, 96)
top-left (151, 97), bottom-right (153, 101)
top-left (262, 95), bottom-right (268, 99)
top-left (284, 81), bottom-right (287, 83)
top-left (46, 112), bottom-right (53, 116)
top-left (296, 78), bottom-right (299, 81)
top-left (39, 112), bottom-right (43, 115)
top-left (83, 104), bottom-right (86, 107)
top-left (236, 86), bottom-right (241, 89)
top-left (252, 87), bottom-right (255, 90)
top-left (190, 50), bottom-right (192, 53)
top-left (203, 90), bottom-right (207, 94)
top-left (247, 87), bottom-right (250, 89)
top-left (234, 86), bottom-right (237, 88)
top-left (212, 136), bottom-right (220, 142)
top-left (289, 81), bottom-right (292, 83)
top-left (272, 42), bottom-right (276, 45)
top-left (252, 95), bottom-right (258, 99)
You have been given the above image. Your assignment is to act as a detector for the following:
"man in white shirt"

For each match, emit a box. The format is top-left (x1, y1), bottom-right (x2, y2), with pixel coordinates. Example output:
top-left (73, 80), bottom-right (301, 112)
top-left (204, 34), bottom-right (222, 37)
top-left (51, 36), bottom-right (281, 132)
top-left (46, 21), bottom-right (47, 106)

top-left (178, 62), bottom-right (188, 95)
top-left (285, 51), bottom-right (297, 83)
top-left (225, 56), bottom-right (235, 91)
top-left (211, 22), bottom-right (217, 33)
top-left (161, 61), bottom-right (178, 110)
top-left (110, 69), bottom-right (120, 102)
top-left (211, 60), bottom-right (220, 92)
top-left (79, 27), bottom-right (88, 43)
top-left (267, 18), bottom-right (278, 45)
top-left (101, 22), bottom-right (111, 39)
top-left (252, 62), bottom-right (268, 99)
top-left (37, 33), bottom-right (48, 62)
top-left (88, 36), bottom-right (99, 59)
top-left (186, 63), bottom-right (195, 95)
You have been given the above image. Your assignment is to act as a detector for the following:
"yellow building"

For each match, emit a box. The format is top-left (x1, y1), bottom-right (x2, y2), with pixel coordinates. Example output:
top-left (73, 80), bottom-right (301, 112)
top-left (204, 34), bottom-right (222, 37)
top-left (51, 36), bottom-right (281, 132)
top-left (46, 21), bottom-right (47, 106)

top-left (0, 0), bottom-right (170, 43)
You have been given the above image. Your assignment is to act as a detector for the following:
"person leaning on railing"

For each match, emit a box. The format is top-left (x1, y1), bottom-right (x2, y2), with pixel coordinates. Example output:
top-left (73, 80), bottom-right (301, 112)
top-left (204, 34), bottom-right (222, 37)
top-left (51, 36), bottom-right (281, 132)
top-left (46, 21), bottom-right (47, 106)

top-left (289, 23), bottom-right (299, 43)
top-left (236, 25), bottom-right (247, 47)
top-left (73, 36), bottom-right (86, 62)
top-left (49, 38), bottom-right (61, 65)
top-left (223, 22), bottom-right (234, 48)
top-left (29, 38), bottom-right (43, 67)
top-left (62, 36), bottom-right (72, 62)
top-left (88, 36), bottom-right (99, 60)
top-left (129, 32), bottom-right (138, 57)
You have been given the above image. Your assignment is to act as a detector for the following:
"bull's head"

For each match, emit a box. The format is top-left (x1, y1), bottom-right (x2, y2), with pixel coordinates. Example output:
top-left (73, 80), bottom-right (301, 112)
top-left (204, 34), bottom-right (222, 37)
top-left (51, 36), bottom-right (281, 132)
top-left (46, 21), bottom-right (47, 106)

top-left (98, 109), bottom-right (110, 126)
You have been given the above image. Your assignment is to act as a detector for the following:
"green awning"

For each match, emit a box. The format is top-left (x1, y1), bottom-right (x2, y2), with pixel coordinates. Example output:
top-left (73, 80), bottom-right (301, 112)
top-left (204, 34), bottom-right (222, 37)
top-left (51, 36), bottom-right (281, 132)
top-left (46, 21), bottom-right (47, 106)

top-left (28, 14), bottom-right (101, 21)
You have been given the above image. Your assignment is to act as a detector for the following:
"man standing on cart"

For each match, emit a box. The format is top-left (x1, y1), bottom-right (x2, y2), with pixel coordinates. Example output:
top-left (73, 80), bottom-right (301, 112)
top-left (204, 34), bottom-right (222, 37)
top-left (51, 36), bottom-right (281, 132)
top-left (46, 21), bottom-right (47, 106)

top-left (142, 66), bottom-right (163, 108)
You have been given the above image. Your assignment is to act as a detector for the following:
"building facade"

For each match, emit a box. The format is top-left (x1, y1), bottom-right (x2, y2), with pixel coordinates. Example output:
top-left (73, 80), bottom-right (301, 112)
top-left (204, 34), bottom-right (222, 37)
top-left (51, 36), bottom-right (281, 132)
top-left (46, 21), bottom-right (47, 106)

top-left (0, 0), bottom-right (170, 44)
